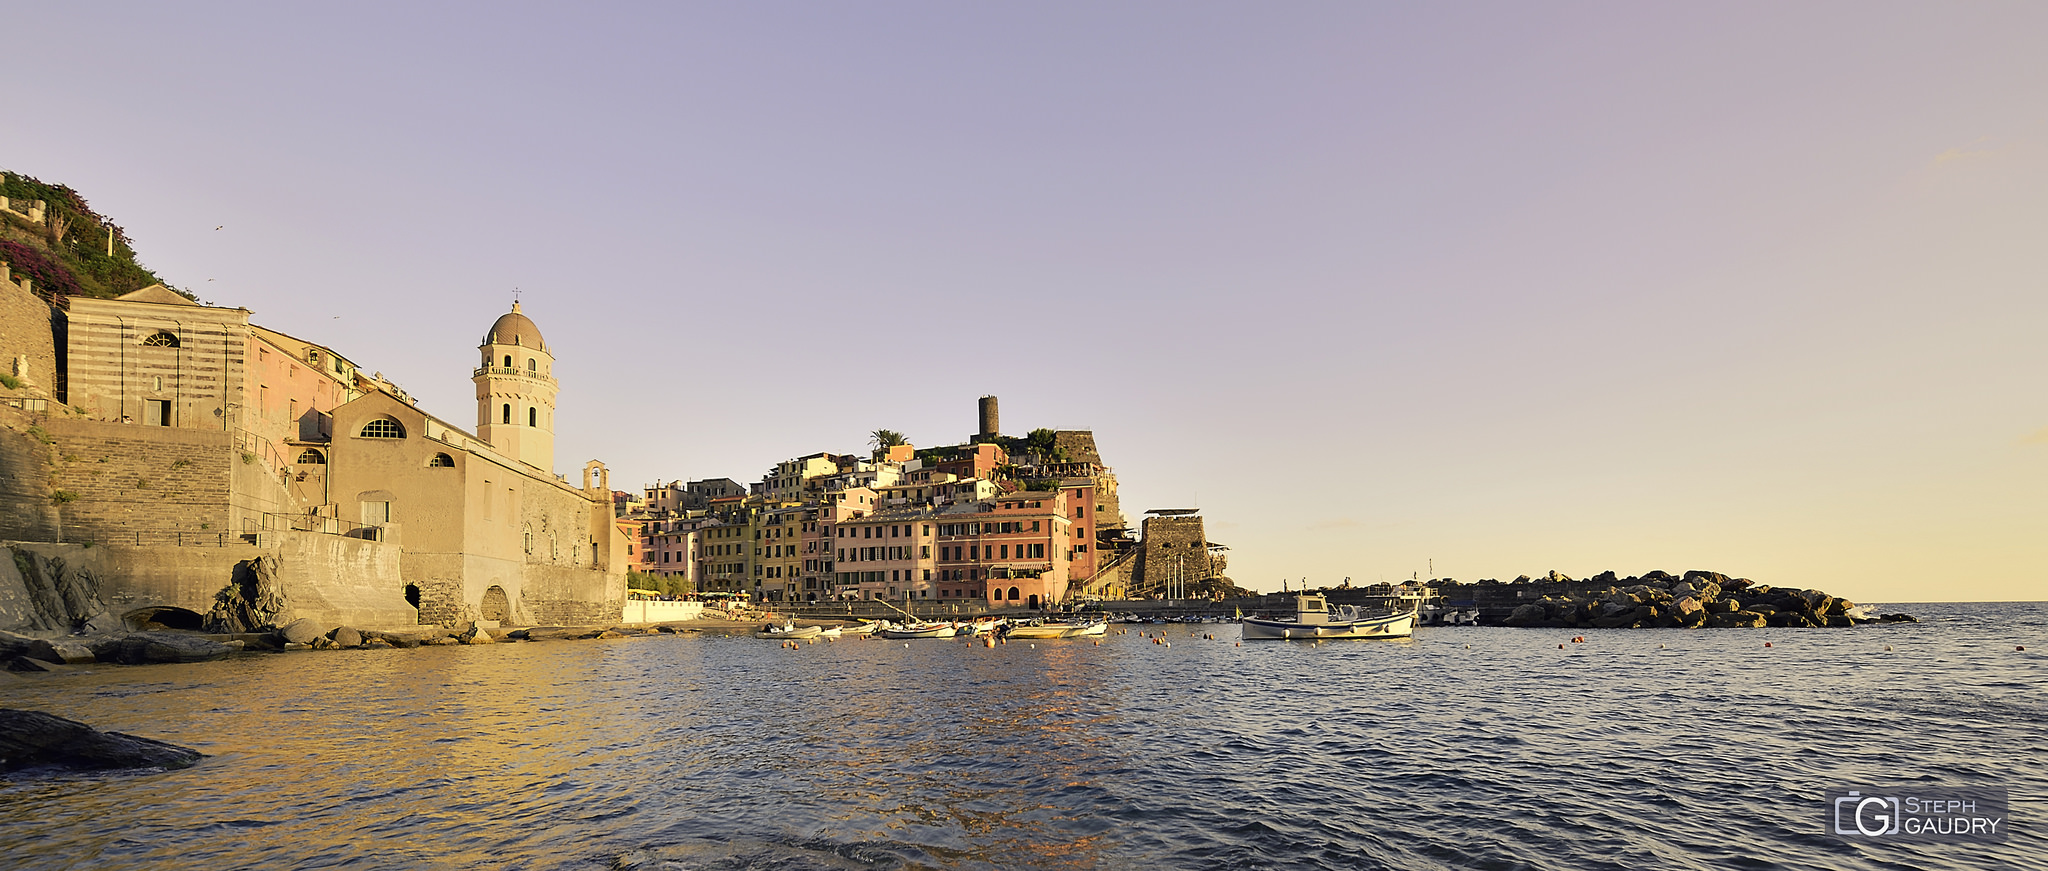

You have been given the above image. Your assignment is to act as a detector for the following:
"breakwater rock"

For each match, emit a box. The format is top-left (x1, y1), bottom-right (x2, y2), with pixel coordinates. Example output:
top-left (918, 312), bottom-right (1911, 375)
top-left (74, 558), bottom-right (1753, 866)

top-left (0, 709), bottom-right (203, 773)
top-left (1497, 572), bottom-right (1904, 629)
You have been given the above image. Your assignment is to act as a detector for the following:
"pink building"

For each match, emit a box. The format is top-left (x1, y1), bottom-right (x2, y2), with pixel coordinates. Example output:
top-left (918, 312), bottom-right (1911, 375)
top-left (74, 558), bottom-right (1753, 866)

top-left (933, 490), bottom-right (1072, 609)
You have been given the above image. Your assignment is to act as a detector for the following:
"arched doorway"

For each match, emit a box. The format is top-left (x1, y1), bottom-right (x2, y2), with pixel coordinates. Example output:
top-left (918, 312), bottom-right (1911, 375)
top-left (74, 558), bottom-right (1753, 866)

top-left (481, 585), bottom-right (511, 623)
top-left (1028, 594), bottom-right (1040, 610)
top-left (404, 584), bottom-right (421, 610)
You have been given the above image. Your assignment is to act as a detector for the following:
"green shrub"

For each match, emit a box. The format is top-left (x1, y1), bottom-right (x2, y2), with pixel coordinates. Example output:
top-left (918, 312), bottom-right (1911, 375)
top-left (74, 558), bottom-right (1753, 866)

top-left (0, 374), bottom-right (21, 390)
top-left (49, 490), bottom-right (77, 504)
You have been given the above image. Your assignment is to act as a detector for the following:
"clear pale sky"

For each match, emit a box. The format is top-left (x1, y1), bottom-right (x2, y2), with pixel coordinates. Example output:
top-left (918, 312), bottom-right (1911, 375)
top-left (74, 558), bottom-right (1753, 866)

top-left (7, 3), bottom-right (2043, 603)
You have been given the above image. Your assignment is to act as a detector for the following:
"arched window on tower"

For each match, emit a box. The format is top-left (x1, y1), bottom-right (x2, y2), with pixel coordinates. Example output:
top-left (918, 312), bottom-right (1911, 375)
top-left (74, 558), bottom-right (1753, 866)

top-left (526, 358), bottom-right (536, 372)
top-left (528, 407), bottom-right (537, 427)
top-left (503, 355), bottom-right (512, 367)
top-left (501, 404), bottom-right (511, 424)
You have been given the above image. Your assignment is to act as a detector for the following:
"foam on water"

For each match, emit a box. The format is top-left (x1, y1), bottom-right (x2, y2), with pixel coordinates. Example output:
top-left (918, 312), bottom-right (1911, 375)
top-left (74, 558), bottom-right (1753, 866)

top-left (1, 603), bottom-right (2043, 870)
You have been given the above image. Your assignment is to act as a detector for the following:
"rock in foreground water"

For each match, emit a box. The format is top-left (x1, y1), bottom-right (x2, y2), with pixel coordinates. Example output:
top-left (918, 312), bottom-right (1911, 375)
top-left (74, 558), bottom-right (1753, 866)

top-left (0, 709), bottom-right (203, 773)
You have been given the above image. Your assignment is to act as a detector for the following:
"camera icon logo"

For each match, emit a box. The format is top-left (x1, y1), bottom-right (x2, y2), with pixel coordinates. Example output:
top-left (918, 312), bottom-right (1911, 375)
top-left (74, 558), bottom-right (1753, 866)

top-left (1834, 791), bottom-right (1902, 836)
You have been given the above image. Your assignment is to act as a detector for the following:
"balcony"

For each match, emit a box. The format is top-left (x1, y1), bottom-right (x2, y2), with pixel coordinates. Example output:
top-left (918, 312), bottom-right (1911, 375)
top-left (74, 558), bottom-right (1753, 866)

top-left (471, 366), bottom-right (557, 384)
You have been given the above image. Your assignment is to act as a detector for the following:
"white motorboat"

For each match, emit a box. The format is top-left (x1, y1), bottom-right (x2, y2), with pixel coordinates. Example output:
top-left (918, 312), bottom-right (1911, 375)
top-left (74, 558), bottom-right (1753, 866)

top-left (1240, 595), bottom-right (1415, 640)
top-left (756, 622), bottom-right (823, 640)
top-left (1003, 619), bottom-right (1108, 640)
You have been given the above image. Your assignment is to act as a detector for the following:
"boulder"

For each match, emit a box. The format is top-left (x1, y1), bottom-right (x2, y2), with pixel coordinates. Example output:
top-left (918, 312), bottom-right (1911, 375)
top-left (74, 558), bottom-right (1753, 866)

top-left (460, 627), bottom-right (495, 644)
top-left (1682, 570), bottom-right (1730, 585)
top-left (1672, 597), bottom-right (1704, 619)
top-left (280, 618), bottom-right (327, 645)
top-left (331, 627), bottom-right (362, 649)
top-left (90, 632), bottom-right (232, 665)
top-left (1590, 614), bottom-right (1635, 629)
top-left (594, 630), bottom-right (627, 639)
top-left (0, 709), bottom-right (203, 773)
top-left (1677, 608), bottom-right (1708, 628)
top-left (1705, 599), bottom-right (1738, 614)
top-left (423, 636), bottom-right (458, 645)
top-left (362, 638), bottom-right (395, 650)
top-left (45, 641), bottom-right (95, 664)
top-left (1879, 613), bottom-right (1919, 623)
top-left (7, 656), bottom-right (53, 673)
top-left (1710, 611), bottom-right (1768, 629)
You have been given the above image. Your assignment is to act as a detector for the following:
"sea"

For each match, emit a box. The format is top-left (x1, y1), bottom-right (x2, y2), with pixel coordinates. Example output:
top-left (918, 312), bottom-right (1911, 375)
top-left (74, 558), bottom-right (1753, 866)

top-left (1, 602), bottom-right (2042, 871)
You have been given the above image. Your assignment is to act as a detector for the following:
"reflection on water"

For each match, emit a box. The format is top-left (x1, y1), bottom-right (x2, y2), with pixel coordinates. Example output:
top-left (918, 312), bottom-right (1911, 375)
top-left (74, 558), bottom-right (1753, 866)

top-left (2, 604), bottom-right (2045, 870)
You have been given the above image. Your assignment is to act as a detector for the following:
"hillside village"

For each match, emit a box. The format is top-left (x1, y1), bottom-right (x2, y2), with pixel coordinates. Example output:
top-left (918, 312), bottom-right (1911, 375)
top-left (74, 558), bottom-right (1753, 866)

top-left (617, 397), bottom-right (1233, 610)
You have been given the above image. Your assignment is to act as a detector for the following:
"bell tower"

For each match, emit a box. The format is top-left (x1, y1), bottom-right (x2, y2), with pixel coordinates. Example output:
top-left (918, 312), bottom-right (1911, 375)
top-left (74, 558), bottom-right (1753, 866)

top-left (474, 301), bottom-right (557, 471)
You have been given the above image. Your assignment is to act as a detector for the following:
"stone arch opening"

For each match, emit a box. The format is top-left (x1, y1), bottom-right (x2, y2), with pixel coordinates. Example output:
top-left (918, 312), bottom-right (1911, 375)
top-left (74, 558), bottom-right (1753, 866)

top-left (480, 585), bottom-right (511, 623)
top-left (122, 606), bottom-right (205, 631)
top-left (1007, 586), bottom-right (1021, 601)
top-left (404, 583), bottom-right (421, 610)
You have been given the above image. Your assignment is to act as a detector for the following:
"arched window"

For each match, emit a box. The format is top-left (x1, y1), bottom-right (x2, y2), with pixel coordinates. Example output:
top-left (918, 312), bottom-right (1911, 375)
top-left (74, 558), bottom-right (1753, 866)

top-left (503, 355), bottom-right (512, 367)
top-left (526, 358), bottom-right (536, 372)
top-left (1008, 586), bottom-right (1021, 601)
top-left (428, 453), bottom-right (455, 467)
top-left (501, 403), bottom-right (511, 424)
top-left (359, 418), bottom-right (405, 438)
top-left (527, 407), bottom-right (537, 427)
top-left (295, 449), bottom-right (326, 464)
top-left (141, 331), bottom-right (180, 348)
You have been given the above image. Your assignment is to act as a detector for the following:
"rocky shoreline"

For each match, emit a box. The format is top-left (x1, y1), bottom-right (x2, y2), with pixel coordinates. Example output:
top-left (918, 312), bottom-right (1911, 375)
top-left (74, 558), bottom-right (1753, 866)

top-left (0, 615), bottom-right (808, 673)
top-left (1499, 571), bottom-right (1915, 629)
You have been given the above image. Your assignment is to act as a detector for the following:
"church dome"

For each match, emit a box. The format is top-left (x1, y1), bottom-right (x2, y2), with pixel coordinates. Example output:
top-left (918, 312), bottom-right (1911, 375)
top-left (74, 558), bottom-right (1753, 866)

top-left (483, 302), bottom-right (548, 352)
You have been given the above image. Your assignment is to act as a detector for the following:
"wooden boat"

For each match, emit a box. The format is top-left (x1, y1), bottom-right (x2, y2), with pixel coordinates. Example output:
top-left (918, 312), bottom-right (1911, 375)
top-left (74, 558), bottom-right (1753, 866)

top-left (879, 622), bottom-right (957, 639)
top-left (1240, 595), bottom-right (1415, 640)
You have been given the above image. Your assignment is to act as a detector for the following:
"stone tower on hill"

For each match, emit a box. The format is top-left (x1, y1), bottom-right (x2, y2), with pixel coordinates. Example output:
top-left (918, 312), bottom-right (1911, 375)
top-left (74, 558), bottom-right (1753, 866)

top-left (474, 302), bottom-right (556, 471)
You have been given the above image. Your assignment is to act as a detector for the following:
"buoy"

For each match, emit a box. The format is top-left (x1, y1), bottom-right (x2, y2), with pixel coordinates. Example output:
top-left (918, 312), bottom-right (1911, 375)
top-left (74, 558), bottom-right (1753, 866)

top-left (984, 637), bottom-right (995, 648)
top-left (2018, 645), bottom-right (2026, 651)
top-left (904, 643), bottom-right (910, 648)
top-left (1235, 642), bottom-right (1241, 647)
top-left (1885, 645), bottom-right (1893, 651)
top-left (1559, 644), bottom-right (1565, 649)
top-left (1030, 644), bottom-right (1036, 649)
top-left (1764, 642), bottom-right (1773, 648)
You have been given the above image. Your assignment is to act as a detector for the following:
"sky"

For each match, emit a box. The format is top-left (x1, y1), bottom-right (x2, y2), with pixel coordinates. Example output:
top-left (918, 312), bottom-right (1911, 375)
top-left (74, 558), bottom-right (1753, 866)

top-left (6, 3), bottom-right (2044, 603)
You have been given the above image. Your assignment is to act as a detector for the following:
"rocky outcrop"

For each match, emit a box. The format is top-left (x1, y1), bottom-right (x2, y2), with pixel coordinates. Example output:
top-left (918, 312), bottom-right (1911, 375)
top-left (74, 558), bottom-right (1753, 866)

top-left (204, 555), bottom-right (289, 634)
top-left (0, 709), bottom-right (203, 773)
top-left (1, 547), bottom-right (111, 633)
top-left (1498, 572), bottom-right (1907, 629)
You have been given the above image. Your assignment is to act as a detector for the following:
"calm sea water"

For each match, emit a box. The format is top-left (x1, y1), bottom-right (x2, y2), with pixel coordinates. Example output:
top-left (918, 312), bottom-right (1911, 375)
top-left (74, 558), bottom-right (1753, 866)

top-left (1, 602), bottom-right (2043, 870)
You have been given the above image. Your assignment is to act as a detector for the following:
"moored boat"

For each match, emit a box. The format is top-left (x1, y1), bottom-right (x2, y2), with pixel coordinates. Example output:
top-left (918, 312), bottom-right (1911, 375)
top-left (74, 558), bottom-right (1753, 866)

top-left (879, 622), bottom-right (957, 639)
top-left (1240, 595), bottom-right (1415, 640)
top-left (1004, 619), bottom-right (1108, 639)
top-left (756, 622), bottom-right (823, 640)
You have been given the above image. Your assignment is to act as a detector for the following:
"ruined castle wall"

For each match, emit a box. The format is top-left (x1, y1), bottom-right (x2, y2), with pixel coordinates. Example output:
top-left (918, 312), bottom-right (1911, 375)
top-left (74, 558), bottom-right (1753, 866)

top-left (0, 268), bottom-right (56, 395)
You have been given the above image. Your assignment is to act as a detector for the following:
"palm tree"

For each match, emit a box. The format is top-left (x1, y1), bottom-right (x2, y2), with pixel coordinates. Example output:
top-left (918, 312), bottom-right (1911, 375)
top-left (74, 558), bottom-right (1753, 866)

top-left (869, 429), bottom-right (907, 459)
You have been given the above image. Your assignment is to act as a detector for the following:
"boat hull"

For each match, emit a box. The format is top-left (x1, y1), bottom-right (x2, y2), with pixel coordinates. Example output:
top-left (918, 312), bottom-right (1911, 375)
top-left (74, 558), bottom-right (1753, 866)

top-left (1005, 620), bottom-right (1107, 639)
top-left (1240, 610), bottom-right (1415, 640)
top-left (756, 625), bottom-right (823, 640)
top-left (879, 625), bottom-right (957, 639)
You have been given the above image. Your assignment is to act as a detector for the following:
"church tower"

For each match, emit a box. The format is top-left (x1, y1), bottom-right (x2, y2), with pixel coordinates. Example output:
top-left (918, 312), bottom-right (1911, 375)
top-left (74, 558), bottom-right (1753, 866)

top-left (475, 302), bottom-right (557, 471)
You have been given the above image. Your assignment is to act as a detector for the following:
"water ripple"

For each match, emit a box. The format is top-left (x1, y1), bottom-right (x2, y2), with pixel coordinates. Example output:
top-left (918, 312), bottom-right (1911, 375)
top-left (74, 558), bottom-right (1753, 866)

top-left (1, 604), bottom-right (2045, 869)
